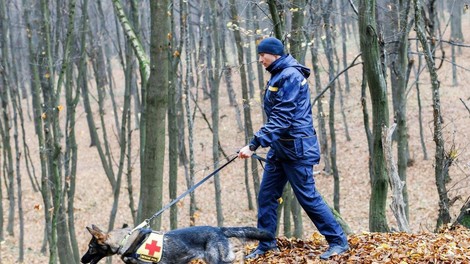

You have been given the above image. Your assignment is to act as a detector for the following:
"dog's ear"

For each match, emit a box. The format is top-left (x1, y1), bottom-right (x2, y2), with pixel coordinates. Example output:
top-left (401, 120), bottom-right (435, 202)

top-left (122, 223), bottom-right (129, 228)
top-left (86, 225), bottom-right (107, 242)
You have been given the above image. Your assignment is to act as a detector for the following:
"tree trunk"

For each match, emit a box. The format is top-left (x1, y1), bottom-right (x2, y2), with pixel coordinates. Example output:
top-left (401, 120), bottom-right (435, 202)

top-left (0, 0), bottom-right (16, 240)
top-left (382, 124), bottom-right (410, 232)
top-left (37, 1), bottom-right (62, 262)
top-left (309, 0), bottom-right (331, 174)
top-left (285, 0), bottom-right (307, 238)
top-left (168, 0), bottom-right (185, 230)
top-left (321, 0), bottom-right (342, 213)
top-left (413, 0), bottom-right (451, 230)
top-left (22, 0), bottom-right (50, 254)
top-left (183, 0), bottom-right (197, 225)
top-left (381, 0), bottom-right (412, 221)
top-left (340, 0), bottom-right (351, 94)
top-left (220, 5), bottom-right (243, 131)
top-left (207, 0), bottom-right (224, 226)
top-left (229, 0), bottom-right (260, 201)
top-left (413, 39), bottom-right (428, 160)
top-left (267, 0), bottom-right (284, 39)
top-left (359, 0), bottom-right (390, 232)
top-left (449, 0), bottom-right (463, 86)
top-left (139, 0), bottom-right (170, 229)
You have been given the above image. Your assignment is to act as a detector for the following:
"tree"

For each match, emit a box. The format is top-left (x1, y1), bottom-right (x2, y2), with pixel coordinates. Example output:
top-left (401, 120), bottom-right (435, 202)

top-left (359, 0), bottom-right (390, 232)
top-left (308, 0), bottom-right (331, 174)
top-left (229, 0), bottom-right (260, 203)
top-left (380, 0), bottom-right (412, 220)
top-left (413, 0), bottom-right (451, 230)
top-left (139, 0), bottom-right (170, 229)
top-left (321, 0), bottom-right (341, 213)
top-left (207, 0), bottom-right (224, 226)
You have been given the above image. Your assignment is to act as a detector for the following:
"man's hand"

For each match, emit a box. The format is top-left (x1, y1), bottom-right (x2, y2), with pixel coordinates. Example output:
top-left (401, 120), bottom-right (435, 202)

top-left (238, 145), bottom-right (254, 159)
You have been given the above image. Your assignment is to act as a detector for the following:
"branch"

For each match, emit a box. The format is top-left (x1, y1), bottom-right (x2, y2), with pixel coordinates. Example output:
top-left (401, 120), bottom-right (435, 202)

top-left (347, 0), bottom-right (359, 16)
top-left (452, 196), bottom-right (470, 228)
top-left (460, 98), bottom-right (470, 117)
top-left (111, 0), bottom-right (150, 82)
top-left (312, 53), bottom-right (362, 106)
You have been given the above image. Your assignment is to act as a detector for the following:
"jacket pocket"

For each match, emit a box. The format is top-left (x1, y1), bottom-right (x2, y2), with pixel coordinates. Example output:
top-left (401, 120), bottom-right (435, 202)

top-left (301, 136), bottom-right (320, 163)
top-left (272, 138), bottom-right (302, 161)
top-left (272, 136), bottom-right (319, 162)
top-left (265, 87), bottom-right (278, 104)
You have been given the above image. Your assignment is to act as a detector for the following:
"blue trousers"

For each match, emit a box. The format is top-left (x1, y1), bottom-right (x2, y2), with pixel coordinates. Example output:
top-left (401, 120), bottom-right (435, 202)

top-left (257, 159), bottom-right (347, 249)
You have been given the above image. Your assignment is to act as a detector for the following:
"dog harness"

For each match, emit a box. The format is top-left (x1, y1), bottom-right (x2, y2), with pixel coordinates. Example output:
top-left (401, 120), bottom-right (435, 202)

top-left (121, 228), bottom-right (165, 263)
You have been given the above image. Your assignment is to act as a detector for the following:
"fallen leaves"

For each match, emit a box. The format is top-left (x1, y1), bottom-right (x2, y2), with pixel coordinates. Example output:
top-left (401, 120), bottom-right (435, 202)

top-left (243, 225), bottom-right (470, 264)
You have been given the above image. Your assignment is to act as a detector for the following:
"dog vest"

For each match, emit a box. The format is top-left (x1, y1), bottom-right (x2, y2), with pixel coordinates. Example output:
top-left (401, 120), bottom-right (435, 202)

top-left (122, 228), bottom-right (165, 263)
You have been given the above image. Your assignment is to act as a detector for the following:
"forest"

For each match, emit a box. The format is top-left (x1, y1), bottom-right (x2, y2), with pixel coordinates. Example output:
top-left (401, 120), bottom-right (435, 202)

top-left (0, 0), bottom-right (469, 263)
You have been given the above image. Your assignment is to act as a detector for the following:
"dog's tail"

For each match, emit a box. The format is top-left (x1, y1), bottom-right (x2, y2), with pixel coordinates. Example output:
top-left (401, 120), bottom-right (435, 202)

top-left (221, 227), bottom-right (274, 241)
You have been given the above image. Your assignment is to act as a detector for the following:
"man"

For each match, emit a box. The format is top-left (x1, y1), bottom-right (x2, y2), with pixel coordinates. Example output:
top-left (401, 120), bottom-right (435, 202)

top-left (238, 37), bottom-right (349, 260)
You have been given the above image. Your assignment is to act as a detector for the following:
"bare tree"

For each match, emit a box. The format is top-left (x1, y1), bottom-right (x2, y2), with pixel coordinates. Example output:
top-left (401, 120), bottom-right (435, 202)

top-left (380, 0), bottom-right (413, 221)
top-left (321, 0), bottom-right (342, 213)
top-left (229, 0), bottom-right (260, 202)
top-left (413, 0), bottom-right (451, 230)
top-left (359, 0), bottom-right (390, 232)
top-left (308, 1), bottom-right (331, 174)
top-left (207, 0), bottom-right (224, 226)
top-left (139, 0), bottom-right (170, 229)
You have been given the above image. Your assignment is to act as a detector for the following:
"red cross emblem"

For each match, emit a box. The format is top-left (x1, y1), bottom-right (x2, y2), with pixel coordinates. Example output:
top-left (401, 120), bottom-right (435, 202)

top-left (145, 240), bottom-right (162, 256)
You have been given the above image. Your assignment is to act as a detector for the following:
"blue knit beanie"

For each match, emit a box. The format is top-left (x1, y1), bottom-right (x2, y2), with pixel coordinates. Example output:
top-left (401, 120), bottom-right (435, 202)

top-left (257, 37), bottom-right (285, 55)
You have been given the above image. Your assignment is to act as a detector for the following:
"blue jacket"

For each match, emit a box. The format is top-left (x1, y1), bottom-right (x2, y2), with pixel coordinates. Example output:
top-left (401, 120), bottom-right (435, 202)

top-left (250, 55), bottom-right (320, 165)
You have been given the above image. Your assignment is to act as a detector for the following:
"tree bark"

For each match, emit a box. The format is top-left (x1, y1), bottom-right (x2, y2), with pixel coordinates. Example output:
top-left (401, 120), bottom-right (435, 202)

top-left (309, 0), bottom-right (331, 174)
top-left (382, 123), bottom-right (410, 232)
top-left (139, 0), bottom-right (170, 229)
top-left (229, 0), bottom-right (260, 200)
top-left (321, 0), bottom-right (342, 213)
top-left (359, 0), bottom-right (390, 232)
top-left (413, 0), bottom-right (451, 230)
top-left (207, 0), bottom-right (224, 226)
top-left (289, 0), bottom-right (306, 238)
top-left (382, 0), bottom-right (412, 220)
top-left (111, 0), bottom-right (150, 82)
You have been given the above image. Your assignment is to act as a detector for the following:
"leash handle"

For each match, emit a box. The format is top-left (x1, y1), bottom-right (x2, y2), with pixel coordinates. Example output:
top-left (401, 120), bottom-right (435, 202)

top-left (252, 153), bottom-right (269, 163)
top-left (144, 154), bottom-right (238, 225)
top-left (251, 153), bottom-right (269, 170)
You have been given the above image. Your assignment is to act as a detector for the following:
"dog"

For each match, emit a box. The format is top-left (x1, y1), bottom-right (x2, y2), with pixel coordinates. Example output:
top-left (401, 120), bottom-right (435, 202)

top-left (81, 224), bottom-right (274, 264)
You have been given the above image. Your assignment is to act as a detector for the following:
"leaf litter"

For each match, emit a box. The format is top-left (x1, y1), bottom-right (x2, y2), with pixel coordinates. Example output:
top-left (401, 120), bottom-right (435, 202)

top-left (190, 225), bottom-right (470, 263)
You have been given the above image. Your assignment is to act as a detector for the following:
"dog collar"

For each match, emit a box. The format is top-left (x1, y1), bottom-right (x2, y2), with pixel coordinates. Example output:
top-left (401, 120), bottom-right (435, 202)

top-left (118, 232), bottom-right (132, 253)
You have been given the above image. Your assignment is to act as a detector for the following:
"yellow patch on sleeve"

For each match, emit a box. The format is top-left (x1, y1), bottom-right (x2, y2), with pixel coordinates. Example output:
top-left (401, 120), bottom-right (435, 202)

top-left (268, 86), bottom-right (278, 92)
top-left (136, 233), bottom-right (164, 262)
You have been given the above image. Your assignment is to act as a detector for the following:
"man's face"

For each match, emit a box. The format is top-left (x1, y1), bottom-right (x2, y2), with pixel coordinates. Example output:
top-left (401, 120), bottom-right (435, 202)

top-left (258, 53), bottom-right (279, 68)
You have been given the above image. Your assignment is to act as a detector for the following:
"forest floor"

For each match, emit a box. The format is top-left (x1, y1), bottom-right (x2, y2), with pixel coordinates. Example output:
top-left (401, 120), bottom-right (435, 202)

top-left (1, 32), bottom-right (470, 264)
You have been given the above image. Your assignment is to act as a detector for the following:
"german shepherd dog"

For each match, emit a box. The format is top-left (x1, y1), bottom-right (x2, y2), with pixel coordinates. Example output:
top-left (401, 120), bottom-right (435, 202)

top-left (81, 224), bottom-right (274, 264)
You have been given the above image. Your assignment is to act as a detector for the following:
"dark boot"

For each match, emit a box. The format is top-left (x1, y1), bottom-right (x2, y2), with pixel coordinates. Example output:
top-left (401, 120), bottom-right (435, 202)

top-left (244, 241), bottom-right (279, 260)
top-left (319, 242), bottom-right (349, 260)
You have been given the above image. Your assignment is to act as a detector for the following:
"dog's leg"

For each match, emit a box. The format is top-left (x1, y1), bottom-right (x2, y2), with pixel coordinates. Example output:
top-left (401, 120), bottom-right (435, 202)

top-left (204, 239), bottom-right (234, 264)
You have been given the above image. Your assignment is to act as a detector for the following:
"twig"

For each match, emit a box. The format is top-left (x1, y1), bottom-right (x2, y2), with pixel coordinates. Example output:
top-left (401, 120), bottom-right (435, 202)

top-left (312, 53), bottom-right (362, 106)
top-left (347, 0), bottom-right (359, 15)
top-left (460, 98), bottom-right (470, 116)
